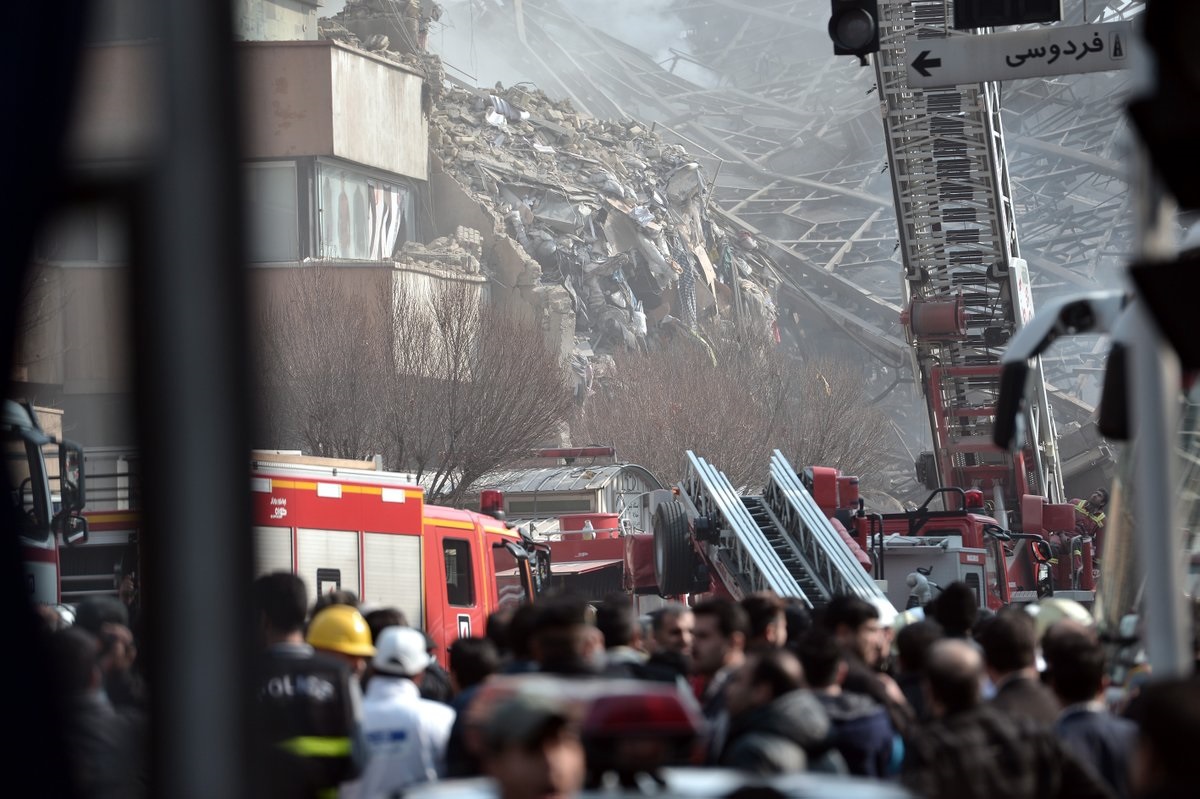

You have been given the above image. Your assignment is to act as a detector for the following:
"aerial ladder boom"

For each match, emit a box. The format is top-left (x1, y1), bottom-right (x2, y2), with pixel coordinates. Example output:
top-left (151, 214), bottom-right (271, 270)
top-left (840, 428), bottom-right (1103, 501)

top-left (874, 0), bottom-right (1064, 506)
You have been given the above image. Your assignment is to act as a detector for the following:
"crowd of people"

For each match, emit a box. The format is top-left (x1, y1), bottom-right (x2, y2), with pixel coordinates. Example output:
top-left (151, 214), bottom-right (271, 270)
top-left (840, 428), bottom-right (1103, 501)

top-left (37, 574), bottom-right (1200, 799)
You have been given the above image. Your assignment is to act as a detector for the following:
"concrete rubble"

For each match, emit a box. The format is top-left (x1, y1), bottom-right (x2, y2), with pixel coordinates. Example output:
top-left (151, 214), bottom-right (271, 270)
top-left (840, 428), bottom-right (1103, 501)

top-left (321, 5), bottom-right (786, 407)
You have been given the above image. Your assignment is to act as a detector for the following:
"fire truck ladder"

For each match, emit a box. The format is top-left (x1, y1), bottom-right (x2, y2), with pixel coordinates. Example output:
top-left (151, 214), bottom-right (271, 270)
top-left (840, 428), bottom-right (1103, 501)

top-left (763, 451), bottom-right (891, 605)
top-left (679, 451), bottom-right (890, 609)
top-left (679, 451), bottom-right (814, 605)
top-left (876, 0), bottom-right (1064, 504)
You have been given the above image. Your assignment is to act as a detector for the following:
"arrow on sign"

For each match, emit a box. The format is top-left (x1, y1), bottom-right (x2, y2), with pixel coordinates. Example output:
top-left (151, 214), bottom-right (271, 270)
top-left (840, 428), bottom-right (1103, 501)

top-left (912, 50), bottom-right (942, 78)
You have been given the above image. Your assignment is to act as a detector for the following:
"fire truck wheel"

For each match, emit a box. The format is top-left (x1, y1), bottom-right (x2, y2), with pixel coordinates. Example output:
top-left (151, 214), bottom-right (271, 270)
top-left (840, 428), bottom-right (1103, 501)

top-left (654, 500), bottom-right (693, 596)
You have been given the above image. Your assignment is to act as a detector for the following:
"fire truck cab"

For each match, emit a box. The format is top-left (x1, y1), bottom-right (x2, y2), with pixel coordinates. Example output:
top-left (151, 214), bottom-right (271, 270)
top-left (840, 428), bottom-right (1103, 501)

top-left (4, 399), bottom-right (89, 604)
top-left (250, 453), bottom-right (544, 664)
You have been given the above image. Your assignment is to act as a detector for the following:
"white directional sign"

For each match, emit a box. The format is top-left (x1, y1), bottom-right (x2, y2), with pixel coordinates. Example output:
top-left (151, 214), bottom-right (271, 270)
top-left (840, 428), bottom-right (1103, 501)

top-left (906, 21), bottom-right (1132, 89)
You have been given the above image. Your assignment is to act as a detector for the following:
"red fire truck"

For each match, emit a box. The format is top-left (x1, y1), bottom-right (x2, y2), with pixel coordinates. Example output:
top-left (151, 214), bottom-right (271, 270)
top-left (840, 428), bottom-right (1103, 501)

top-left (250, 453), bottom-right (547, 664)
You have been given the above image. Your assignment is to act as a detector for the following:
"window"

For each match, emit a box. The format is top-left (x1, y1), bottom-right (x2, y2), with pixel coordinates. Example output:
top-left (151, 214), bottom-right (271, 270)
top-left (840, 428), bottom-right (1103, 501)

top-left (492, 542), bottom-right (525, 611)
top-left (245, 162), bottom-right (299, 262)
top-left (318, 161), bottom-right (413, 261)
top-left (35, 205), bottom-right (128, 265)
top-left (444, 538), bottom-right (475, 607)
top-left (506, 497), bottom-right (594, 516)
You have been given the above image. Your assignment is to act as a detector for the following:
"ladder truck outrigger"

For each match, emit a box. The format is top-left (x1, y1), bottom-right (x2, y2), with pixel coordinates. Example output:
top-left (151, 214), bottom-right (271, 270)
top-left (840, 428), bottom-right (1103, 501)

top-left (645, 1), bottom-right (1100, 613)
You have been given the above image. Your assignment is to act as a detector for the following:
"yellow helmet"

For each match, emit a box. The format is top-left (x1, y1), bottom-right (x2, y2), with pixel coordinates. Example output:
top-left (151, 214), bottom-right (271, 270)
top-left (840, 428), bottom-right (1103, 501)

top-left (306, 604), bottom-right (376, 658)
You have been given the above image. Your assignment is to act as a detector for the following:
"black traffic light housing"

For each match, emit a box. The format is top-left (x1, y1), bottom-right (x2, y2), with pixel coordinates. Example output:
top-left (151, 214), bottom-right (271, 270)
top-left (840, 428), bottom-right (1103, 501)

top-left (1127, 1), bottom-right (1200, 210)
top-left (828, 0), bottom-right (880, 66)
top-left (953, 0), bottom-right (1062, 30)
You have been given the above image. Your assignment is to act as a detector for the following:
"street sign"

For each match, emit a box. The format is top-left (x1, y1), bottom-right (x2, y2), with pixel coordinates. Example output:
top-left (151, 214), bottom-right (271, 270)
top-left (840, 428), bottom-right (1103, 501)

top-left (906, 21), bottom-right (1132, 88)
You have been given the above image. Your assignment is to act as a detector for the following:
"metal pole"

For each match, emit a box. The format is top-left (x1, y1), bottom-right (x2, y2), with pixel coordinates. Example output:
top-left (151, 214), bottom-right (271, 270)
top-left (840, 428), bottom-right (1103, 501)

top-left (1127, 303), bottom-right (1190, 675)
top-left (1125, 9), bottom-right (1191, 677)
top-left (140, 1), bottom-right (253, 797)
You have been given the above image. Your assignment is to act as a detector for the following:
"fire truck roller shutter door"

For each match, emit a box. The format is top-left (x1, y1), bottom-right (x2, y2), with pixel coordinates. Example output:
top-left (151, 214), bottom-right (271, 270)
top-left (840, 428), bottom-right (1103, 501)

top-left (296, 528), bottom-right (360, 605)
top-left (254, 526), bottom-right (294, 576)
top-left (362, 532), bottom-right (423, 635)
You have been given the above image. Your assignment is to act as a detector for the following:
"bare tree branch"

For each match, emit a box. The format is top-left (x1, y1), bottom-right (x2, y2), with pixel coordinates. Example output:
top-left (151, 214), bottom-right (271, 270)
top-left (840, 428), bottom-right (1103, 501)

top-left (577, 338), bottom-right (890, 490)
top-left (255, 267), bottom-right (388, 461)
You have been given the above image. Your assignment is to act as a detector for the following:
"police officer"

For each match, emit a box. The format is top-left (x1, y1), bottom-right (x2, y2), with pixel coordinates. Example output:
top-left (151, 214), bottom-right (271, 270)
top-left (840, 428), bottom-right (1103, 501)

top-left (253, 573), bottom-right (370, 799)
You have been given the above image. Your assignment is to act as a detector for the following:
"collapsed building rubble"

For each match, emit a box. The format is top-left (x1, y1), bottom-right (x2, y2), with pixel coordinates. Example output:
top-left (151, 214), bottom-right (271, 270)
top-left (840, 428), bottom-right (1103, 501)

top-left (325, 3), bottom-right (785, 378)
top-left (427, 80), bottom-right (785, 374)
top-left (315, 6), bottom-right (919, 500)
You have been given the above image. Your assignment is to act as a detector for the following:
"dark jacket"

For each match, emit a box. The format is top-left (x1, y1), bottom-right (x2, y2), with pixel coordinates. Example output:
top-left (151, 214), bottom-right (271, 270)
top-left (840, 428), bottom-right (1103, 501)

top-left (62, 692), bottom-right (147, 799)
top-left (254, 642), bottom-right (365, 799)
top-left (843, 656), bottom-right (915, 740)
top-left (1055, 703), bottom-right (1138, 799)
top-left (815, 691), bottom-right (895, 778)
top-left (989, 673), bottom-right (1061, 725)
top-left (896, 671), bottom-right (932, 723)
top-left (444, 683), bottom-right (484, 778)
top-left (902, 704), bottom-right (1116, 799)
top-left (719, 689), bottom-right (830, 776)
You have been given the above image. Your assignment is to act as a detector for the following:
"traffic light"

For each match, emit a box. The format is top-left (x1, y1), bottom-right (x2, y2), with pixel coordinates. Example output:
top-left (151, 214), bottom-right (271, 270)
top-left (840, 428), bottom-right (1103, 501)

top-left (828, 1), bottom-right (880, 65)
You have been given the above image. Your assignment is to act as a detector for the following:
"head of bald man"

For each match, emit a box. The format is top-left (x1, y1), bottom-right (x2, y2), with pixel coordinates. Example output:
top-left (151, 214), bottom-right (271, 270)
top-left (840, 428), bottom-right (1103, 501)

top-left (925, 638), bottom-right (984, 717)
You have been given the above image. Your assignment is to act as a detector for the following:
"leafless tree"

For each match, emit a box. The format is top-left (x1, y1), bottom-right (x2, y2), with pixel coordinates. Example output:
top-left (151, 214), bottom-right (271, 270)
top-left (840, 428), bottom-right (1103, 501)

top-left (779, 358), bottom-right (892, 483)
top-left (257, 271), bottom-right (601, 504)
top-left (576, 336), bottom-right (890, 490)
top-left (383, 281), bottom-right (575, 505)
top-left (11, 265), bottom-right (67, 379)
top-left (255, 267), bottom-right (389, 461)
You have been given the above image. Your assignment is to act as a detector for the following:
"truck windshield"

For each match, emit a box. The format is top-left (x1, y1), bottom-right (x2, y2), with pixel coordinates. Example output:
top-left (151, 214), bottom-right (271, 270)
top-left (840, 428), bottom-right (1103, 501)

top-left (5, 436), bottom-right (52, 542)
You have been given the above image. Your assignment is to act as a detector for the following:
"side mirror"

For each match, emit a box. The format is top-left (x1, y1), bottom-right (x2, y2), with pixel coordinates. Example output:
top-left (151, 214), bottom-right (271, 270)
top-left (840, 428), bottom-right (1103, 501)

top-left (58, 439), bottom-right (86, 513)
top-left (56, 513), bottom-right (89, 546)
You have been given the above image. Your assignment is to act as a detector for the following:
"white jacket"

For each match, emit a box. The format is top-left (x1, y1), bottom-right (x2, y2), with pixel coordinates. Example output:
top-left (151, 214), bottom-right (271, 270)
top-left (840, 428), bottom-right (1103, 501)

top-left (342, 675), bottom-right (456, 799)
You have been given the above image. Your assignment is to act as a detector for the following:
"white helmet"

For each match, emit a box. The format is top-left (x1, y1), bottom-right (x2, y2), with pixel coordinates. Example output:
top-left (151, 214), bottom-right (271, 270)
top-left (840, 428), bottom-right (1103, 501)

top-left (372, 626), bottom-right (433, 677)
top-left (1028, 597), bottom-right (1094, 640)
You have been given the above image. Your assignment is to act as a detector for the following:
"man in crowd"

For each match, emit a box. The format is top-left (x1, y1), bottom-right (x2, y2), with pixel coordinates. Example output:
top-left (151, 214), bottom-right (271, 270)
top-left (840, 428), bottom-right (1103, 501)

top-left (650, 602), bottom-right (695, 660)
top-left (822, 594), bottom-right (913, 738)
top-left (73, 594), bottom-right (147, 712)
top-left (479, 689), bottom-right (587, 799)
top-left (528, 594), bottom-right (605, 676)
top-left (1042, 624), bottom-right (1137, 798)
top-left (50, 626), bottom-right (147, 799)
top-left (444, 636), bottom-right (501, 778)
top-left (645, 602), bottom-right (694, 679)
top-left (595, 594), bottom-right (649, 678)
top-left (978, 607), bottom-right (1060, 725)
top-left (252, 572), bottom-right (365, 799)
top-left (797, 626), bottom-right (895, 778)
top-left (346, 626), bottom-right (456, 798)
top-left (1127, 675), bottom-right (1200, 799)
top-left (901, 639), bottom-right (1112, 799)
top-left (718, 646), bottom-right (830, 775)
top-left (741, 591), bottom-right (789, 649)
top-left (691, 597), bottom-right (750, 759)
top-left (893, 618), bottom-right (942, 722)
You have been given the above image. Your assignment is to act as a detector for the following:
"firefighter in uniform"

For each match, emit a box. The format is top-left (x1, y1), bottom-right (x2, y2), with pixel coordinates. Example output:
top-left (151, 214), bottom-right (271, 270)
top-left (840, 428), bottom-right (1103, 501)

top-left (253, 574), bottom-right (371, 799)
top-left (1072, 488), bottom-right (1108, 568)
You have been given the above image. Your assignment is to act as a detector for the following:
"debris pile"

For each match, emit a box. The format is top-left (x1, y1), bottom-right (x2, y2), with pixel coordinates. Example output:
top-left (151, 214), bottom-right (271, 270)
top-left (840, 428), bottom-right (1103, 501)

top-left (427, 79), bottom-right (783, 369)
top-left (318, 4), bottom-right (784, 390)
top-left (399, 226), bottom-right (484, 275)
